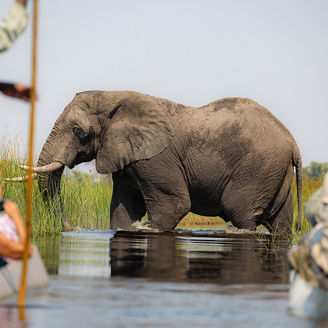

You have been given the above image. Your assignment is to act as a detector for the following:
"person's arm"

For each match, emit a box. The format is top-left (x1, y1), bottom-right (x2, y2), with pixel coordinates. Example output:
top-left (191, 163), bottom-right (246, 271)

top-left (0, 200), bottom-right (32, 260)
top-left (0, 230), bottom-right (25, 260)
top-left (4, 201), bottom-right (27, 247)
top-left (0, 0), bottom-right (28, 52)
top-left (0, 82), bottom-right (31, 101)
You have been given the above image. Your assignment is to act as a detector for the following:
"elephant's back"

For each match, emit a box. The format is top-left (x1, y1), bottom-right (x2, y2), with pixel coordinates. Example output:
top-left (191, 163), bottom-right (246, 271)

top-left (205, 97), bottom-right (288, 129)
top-left (175, 97), bottom-right (299, 183)
top-left (192, 97), bottom-right (297, 147)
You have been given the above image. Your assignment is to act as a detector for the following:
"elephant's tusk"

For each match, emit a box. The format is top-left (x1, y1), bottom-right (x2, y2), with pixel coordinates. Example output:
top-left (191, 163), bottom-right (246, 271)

top-left (19, 161), bottom-right (63, 173)
top-left (2, 173), bottom-right (37, 182)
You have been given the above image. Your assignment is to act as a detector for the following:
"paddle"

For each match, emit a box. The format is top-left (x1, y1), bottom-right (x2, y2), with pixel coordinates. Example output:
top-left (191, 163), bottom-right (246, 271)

top-left (18, 0), bottom-right (38, 310)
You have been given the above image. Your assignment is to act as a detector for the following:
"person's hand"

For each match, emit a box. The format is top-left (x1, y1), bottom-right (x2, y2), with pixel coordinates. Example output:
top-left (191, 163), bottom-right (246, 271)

top-left (0, 83), bottom-right (31, 101)
top-left (3, 200), bottom-right (21, 223)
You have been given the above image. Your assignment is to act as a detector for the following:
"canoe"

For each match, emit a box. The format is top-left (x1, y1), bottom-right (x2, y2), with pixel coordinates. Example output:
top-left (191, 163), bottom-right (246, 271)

top-left (0, 245), bottom-right (48, 299)
top-left (289, 270), bottom-right (328, 320)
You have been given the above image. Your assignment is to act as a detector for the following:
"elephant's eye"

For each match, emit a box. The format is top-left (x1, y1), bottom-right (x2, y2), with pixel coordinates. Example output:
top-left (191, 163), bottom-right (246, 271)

top-left (73, 126), bottom-right (87, 141)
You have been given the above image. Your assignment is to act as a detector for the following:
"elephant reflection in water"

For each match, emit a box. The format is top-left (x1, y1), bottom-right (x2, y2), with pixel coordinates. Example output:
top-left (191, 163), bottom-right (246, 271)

top-left (55, 232), bottom-right (288, 283)
top-left (110, 233), bottom-right (188, 281)
top-left (110, 232), bottom-right (289, 284)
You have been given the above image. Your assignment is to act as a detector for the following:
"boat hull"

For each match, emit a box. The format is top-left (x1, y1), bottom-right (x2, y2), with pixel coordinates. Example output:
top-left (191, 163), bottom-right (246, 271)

top-left (289, 270), bottom-right (328, 320)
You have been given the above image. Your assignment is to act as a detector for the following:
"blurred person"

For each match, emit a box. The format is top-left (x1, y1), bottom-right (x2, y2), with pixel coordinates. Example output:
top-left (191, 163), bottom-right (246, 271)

top-left (0, 185), bottom-right (31, 266)
top-left (288, 173), bottom-right (328, 320)
top-left (0, 0), bottom-right (31, 101)
top-left (0, 0), bottom-right (28, 52)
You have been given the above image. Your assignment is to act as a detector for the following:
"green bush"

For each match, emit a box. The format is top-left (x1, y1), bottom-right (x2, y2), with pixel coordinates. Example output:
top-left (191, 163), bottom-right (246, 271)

top-left (303, 161), bottom-right (328, 179)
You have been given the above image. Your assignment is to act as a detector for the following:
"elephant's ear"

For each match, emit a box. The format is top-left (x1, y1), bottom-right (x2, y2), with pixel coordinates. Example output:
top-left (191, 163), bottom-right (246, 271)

top-left (96, 96), bottom-right (174, 173)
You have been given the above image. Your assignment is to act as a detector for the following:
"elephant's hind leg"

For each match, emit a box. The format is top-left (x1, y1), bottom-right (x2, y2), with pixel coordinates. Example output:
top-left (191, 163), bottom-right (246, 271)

top-left (263, 165), bottom-right (294, 236)
top-left (265, 187), bottom-right (293, 236)
top-left (220, 182), bottom-right (263, 231)
top-left (110, 174), bottom-right (146, 230)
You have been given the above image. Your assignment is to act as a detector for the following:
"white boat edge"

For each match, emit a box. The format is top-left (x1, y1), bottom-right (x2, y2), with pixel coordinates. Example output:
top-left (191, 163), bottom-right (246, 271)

top-left (0, 245), bottom-right (49, 300)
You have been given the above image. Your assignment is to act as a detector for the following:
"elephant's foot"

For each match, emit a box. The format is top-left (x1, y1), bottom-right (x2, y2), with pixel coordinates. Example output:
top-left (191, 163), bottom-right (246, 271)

top-left (226, 225), bottom-right (257, 234)
top-left (130, 221), bottom-right (160, 232)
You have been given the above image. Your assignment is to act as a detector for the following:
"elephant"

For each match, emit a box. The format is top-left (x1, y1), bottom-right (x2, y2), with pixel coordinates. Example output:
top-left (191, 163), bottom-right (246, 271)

top-left (20, 90), bottom-right (302, 233)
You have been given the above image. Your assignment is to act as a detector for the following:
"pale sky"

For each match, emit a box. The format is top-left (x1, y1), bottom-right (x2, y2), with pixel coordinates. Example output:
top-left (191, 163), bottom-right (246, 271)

top-left (1, 0), bottom-right (327, 170)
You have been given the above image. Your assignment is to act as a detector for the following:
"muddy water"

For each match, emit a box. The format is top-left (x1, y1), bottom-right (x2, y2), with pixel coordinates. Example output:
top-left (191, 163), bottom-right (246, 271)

top-left (0, 231), bottom-right (324, 328)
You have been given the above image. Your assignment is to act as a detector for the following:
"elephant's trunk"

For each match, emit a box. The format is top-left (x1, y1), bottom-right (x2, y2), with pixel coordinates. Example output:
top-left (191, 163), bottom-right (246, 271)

top-left (37, 124), bottom-right (72, 230)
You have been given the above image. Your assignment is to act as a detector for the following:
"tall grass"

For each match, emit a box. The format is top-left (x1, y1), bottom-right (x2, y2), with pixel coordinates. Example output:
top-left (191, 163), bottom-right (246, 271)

top-left (0, 139), bottom-right (112, 237)
top-left (0, 139), bottom-right (322, 239)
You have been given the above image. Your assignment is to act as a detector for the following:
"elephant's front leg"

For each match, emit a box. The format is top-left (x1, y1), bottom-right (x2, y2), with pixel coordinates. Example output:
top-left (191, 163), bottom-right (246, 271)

top-left (133, 157), bottom-right (191, 231)
top-left (138, 178), bottom-right (191, 231)
top-left (146, 191), bottom-right (191, 231)
top-left (110, 176), bottom-right (146, 230)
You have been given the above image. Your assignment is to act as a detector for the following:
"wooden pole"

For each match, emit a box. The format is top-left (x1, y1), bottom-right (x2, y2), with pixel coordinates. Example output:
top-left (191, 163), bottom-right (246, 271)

top-left (18, 0), bottom-right (38, 308)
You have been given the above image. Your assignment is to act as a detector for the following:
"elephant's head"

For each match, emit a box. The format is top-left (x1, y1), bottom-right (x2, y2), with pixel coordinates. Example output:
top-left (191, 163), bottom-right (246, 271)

top-left (33, 90), bottom-right (174, 203)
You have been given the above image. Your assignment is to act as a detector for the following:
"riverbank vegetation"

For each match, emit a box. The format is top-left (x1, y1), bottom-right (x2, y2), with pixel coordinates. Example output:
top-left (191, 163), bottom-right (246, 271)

top-left (0, 141), bottom-right (325, 240)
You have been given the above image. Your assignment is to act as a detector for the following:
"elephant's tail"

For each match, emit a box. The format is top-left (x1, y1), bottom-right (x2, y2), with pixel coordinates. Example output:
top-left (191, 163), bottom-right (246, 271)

top-left (293, 152), bottom-right (303, 228)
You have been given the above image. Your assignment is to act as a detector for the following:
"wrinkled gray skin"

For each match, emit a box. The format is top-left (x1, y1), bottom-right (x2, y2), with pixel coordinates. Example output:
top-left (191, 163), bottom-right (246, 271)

top-left (38, 90), bottom-right (302, 233)
top-left (305, 173), bottom-right (328, 227)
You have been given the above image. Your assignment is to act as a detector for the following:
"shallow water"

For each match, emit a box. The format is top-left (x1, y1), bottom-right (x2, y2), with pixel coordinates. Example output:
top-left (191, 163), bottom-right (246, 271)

top-left (0, 230), bottom-right (326, 327)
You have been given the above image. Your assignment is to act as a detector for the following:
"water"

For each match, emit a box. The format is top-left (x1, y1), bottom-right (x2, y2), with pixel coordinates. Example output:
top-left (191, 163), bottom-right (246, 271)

top-left (0, 230), bottom-right (326, 328)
